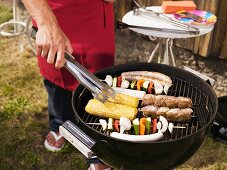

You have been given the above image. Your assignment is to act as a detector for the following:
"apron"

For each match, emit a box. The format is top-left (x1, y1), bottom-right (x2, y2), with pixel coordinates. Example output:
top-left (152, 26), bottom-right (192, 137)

top-left (37, 0), bottom-right (115, 91)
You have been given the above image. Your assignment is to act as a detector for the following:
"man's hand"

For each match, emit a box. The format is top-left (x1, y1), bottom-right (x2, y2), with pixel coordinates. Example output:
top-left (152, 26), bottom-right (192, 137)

top-left (22, 0), bottom-right (73, 69)
top-left (36, 24), bottom-right (73, 69)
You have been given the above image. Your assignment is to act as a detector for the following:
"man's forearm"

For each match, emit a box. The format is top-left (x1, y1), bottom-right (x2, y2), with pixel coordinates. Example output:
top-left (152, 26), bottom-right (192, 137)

top-left (22, 0), bottom-right (57, 27)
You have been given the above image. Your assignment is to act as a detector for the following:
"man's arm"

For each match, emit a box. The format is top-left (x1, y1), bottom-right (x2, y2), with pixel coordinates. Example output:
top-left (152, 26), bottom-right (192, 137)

top-left (22, 0), bottom-right (73, 69)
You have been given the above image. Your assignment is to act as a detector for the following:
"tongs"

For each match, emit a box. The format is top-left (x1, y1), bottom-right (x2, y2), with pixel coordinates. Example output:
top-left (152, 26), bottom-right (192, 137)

top-left (29, 26), bottom-right (116, 103)
top-left (132, 0), bottom-right (200, 34)
top-left (117, 21), bottom-right (197, 34)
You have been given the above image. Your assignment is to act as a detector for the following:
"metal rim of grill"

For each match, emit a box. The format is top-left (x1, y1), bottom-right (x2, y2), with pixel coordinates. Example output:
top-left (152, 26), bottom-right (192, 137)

top-left (76, 76), bottom-right (215, 142)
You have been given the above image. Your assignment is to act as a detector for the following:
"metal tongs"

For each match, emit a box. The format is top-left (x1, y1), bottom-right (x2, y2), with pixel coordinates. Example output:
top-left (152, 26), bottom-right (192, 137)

top-left (29, 26), bottom-right (116, 103)
top-left (117, 21), bottom-right (198, 34)
top-left (132, 0), bottom-right (200, 34)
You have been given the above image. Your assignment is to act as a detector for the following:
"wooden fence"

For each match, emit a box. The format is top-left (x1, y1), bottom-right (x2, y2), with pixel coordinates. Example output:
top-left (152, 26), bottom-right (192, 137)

top-left (114, 0), bottom-right (227, 59)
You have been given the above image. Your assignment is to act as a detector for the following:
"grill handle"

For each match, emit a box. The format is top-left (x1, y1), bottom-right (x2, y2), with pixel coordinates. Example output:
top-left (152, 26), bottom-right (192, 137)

top-left (61, 120), bottom-right (96, 150)
top-left (183, 66), bottom-right (215, 86)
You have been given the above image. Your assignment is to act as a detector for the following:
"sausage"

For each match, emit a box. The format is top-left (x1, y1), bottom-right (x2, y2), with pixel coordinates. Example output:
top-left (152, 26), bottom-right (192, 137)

top-left (110, 132), bottom-right (164, 142)
top-left (177, 97), bottom-right (193, 108)
top-left (121, 71), bottom-right (172, 87)
top-left (142, 94), bottom-right (192, 108)
top-left (142, 94), bottom-right (156, 106)
top-left (140, 105), bottom-right (158, 116)
top-left (141, 106), bottom-right (193, 122)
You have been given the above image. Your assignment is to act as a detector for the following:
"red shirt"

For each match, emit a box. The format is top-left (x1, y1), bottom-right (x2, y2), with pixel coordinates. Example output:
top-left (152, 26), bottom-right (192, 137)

top-left (37, 0), bottom-right (115, 91)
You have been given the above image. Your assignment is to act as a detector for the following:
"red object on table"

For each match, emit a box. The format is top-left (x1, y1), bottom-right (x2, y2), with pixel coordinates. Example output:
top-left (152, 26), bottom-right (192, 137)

top-left (162, 1), bottom-right (196, 14)
top-left (34, 0), bottom-right (115, 91)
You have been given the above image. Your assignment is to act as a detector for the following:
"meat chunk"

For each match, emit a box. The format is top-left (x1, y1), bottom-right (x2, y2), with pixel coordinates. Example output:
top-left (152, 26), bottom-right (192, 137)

top-left (142, 94), bottom-right (193, 108)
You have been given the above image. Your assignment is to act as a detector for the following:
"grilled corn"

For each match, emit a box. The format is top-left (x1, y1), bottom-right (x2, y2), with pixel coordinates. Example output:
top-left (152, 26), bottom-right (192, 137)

top-left (85, 99), bottom-right (137, 120)
top-left (108, 93), bottom-right (139, 108)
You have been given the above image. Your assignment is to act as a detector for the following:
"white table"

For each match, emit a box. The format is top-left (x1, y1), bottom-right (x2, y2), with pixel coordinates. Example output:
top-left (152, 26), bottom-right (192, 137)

top-left (122, 6), bottom-right (214, 66)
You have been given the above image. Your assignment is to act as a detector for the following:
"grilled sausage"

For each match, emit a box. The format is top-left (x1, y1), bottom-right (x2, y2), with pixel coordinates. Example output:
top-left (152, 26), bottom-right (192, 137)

top-left (140, 106), bottom-right (193, 122)
top-left (121, 71), bottom-right (172, 86)
top-left (141, 94), bottom-right (192, 108)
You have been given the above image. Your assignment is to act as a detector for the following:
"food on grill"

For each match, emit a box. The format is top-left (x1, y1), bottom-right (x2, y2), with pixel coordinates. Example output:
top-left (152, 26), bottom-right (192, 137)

top-left (157, 116), bottom-right (168, 133)
top-left (139, 117), bottom-right (152, 135)
top-left (154, 82), bottom-right (164, 94)
top-left (104, 72), bottom-right (171, 95)
top-left (112, 77), bottom-right (117, 87)
top-left (104, 75), bottom-right (113, 86)
top-left (85, 99), bottom-right (137, 120)
top-left (142, 94), bottom-right (192, 108)
top-left (110, 131), bottom-right (164, 142)
top-left (141, 105), bottom-right (193, 122)
top-left (131, 117), bottom-right (169, 136)
top-left (139, 118), bottom-right (146, 135)
top-left (112, 87), bottom-right (146, 100)
top-left (148, 82), bottom-right (154, 94)
top-left (152, 119), bottom-right (157, 133)
top-left (142, 80), bottom-right (150, 91)
top-left (99, 119), bottom-right (107, 131)
top-left (163, 84), bottom-right (170, 95)
top-left (119, 117), bottom-right (132, 133)
top-left (132, 118), bottom-right (140, 135)
top-left (137, 79), bottom-right (145, 91)
top-left (121, 71), bottom-right (172, 87)
top-left (168, 123), bottom-right (174, 133)
top-left (109, 93), bottom-right (139, 108)
top-left (107, 118), bottom-right (113, 131)
top-left (177, 97), bottom-right (193, 108)
top-left (121, 79), bottom-right (130, 89)
top-left (117, 76), bottom-right (122, 87)
top-left (114, 120), bottom-right (120, 132)
top-left (130, 80), bottom-right (137, 89)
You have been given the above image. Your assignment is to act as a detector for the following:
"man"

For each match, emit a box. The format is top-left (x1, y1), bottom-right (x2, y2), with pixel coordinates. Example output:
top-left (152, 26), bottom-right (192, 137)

top-left (22, 0), bottom-right (115, 169)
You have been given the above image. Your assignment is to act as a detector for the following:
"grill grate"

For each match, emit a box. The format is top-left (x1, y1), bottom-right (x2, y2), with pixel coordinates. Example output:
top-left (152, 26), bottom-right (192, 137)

top-left (79, 77), bottom-right (213, 141)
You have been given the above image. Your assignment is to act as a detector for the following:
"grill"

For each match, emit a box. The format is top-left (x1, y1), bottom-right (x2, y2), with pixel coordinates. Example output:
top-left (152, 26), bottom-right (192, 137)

top-left (62, 62), bottom-right (217, 170)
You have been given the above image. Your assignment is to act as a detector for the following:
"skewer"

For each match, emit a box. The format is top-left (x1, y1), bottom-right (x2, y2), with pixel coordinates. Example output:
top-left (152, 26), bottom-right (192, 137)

top-left (86, 123), bottom-right (186, 129)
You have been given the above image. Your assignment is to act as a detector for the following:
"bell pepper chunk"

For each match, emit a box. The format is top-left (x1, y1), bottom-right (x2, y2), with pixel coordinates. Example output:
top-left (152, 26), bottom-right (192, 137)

top-left (133, 118), bottom-right (140, 135)
top-left (137, 79), bottom-right (145, 91)
top-left (139, 118), bottom-right (146, 135)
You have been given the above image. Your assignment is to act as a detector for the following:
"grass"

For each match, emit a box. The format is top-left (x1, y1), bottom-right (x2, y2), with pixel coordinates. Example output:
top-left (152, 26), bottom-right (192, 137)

top-left (0, 4), bottom-right (13, 24)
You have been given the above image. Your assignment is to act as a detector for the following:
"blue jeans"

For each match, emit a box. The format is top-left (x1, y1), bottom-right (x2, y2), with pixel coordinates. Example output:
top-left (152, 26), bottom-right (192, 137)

top-left (44, 79), bottom-right (77, 132)
top-left (44, 79), bottom-right (102, 164)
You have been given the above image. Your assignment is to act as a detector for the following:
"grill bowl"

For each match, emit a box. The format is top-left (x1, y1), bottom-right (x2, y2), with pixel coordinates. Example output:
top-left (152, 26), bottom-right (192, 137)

top-left (72, 62), bottom-right (218, 170)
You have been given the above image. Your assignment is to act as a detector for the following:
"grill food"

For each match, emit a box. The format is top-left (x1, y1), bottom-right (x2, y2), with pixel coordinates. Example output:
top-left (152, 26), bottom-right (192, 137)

top-left (140, 106), bottom-right (193, 122)
top-left (108, 93), bottom-right (139, 108)
top-left (121, 71), bottom-right (172, 86)
top-left (85, 99), bottom-right (137, 120)
top-left (142, 94), bottom-right (192, 108)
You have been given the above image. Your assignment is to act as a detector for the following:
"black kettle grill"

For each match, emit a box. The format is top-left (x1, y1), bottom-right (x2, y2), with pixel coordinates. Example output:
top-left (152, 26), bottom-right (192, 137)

top-left (60, 62), bottom-right (218, 170)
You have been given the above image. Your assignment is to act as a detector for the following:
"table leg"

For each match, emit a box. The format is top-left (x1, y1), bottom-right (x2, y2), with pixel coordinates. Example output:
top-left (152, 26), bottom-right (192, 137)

top-left (163, 38), bottom-right (170, 65)
top-left (147, 37), bottom-right (176, 66)
top-left (148, 42), bottom-right (160, 63)
top-left (169, 39), bottom-right (176, 66)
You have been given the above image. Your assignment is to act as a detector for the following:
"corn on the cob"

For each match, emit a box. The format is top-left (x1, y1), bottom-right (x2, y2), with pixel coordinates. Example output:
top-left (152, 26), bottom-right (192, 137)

top-left (85, 99), bottom-right (137, 120)
top-left (108, 93), bottom-right (139, 108)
